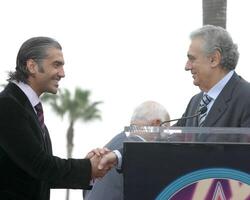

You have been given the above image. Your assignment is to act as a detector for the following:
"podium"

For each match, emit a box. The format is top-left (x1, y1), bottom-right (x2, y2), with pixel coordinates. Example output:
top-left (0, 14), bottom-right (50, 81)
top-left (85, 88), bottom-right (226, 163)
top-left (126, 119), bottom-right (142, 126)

top-left (123, 126), bottom-right (250, 200)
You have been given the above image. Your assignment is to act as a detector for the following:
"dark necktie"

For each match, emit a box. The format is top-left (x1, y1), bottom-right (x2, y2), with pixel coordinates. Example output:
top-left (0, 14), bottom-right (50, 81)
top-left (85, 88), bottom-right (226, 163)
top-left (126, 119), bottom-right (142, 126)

top-left (198, 94), bottom-right (212, 127)
top-left (35, 102), bottom-right (46, 130)
top-left (34, 102), bottom-right (51, 152)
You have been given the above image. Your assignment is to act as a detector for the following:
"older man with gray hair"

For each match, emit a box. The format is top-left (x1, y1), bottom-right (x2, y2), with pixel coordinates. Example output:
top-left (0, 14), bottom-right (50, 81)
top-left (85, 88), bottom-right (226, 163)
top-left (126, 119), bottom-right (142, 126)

top-left (96, 25), bottom-right (250, 197)
top-left (83, 100), bottom-right (170, 200)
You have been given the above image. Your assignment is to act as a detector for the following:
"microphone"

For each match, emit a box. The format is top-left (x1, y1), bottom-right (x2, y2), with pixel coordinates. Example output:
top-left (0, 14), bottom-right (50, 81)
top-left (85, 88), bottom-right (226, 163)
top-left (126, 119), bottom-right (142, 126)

top-left (160, 106), bottom-right (207, 126)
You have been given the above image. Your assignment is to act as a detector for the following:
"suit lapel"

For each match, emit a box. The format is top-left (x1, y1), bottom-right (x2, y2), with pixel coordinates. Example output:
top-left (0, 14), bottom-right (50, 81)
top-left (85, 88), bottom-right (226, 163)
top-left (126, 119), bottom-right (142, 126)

top-left (5, 83), bottom-right (50, 152)
top-left (192, 93), bottom-right (203, 126)
top-left (204, 73), bottom-right (240, 127)
top-left (24, 101), bottom-right (51, 152)
top-left (185, 92), bottom-right (203, 127)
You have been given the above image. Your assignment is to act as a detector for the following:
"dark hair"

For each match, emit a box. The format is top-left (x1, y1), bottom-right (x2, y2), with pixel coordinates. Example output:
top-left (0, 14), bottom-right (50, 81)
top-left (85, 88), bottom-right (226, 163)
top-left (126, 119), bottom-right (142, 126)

top-left (8, 37), bottom-right (62, 83)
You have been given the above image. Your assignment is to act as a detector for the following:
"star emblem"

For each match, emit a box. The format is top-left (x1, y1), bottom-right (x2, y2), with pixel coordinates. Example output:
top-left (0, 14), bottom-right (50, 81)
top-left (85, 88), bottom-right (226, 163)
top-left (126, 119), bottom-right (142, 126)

top-left (212, 181), bottom-right (226, 200)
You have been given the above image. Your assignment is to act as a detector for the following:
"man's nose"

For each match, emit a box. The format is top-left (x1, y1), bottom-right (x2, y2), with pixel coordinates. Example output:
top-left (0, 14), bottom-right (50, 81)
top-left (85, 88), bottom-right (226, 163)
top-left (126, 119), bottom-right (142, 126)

top-left (58, 67), bottom-right (65, 78)
top-left (185, 60), bottom-right (192, 71)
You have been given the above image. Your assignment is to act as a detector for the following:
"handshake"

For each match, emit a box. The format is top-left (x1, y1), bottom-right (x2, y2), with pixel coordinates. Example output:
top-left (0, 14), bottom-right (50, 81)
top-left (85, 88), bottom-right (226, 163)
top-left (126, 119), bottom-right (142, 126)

top-left (85, 148), bottom-right (118, 179)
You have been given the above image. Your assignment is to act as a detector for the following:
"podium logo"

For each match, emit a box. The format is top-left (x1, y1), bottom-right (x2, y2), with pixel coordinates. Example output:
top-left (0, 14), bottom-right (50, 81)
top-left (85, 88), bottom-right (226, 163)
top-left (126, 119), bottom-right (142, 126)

top-left (156, 168), bottom-right (250, 200)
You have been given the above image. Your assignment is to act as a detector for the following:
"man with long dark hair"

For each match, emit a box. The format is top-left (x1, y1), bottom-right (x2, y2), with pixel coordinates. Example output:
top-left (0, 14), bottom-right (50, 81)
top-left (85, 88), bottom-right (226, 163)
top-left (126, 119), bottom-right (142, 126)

top-left (0, 37), bottom-right (111, 200)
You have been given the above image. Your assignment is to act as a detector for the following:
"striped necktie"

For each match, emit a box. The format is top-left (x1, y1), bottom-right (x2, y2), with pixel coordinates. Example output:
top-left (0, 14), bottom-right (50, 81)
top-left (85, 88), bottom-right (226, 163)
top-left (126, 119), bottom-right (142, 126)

top-left (35, 102), bottom-right (45, 130)
top-left (198, 94), bottom-right (212, 127)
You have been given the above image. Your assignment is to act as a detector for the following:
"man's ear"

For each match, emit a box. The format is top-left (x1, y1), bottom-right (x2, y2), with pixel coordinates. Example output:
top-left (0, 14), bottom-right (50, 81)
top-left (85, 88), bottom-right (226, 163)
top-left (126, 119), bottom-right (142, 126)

top-left (26, 59), bottom-right (38, 74)
top-left (210, 50), bottom-right (221, 68)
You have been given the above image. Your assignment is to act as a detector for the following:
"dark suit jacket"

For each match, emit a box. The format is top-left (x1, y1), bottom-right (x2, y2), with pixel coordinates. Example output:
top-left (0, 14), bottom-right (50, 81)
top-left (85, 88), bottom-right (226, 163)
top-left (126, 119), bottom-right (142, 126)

top-left (175, 72), bottom-right (250, 141)
top-left (0, 83), bottom-right (92, 200)
top-left (84, 132), bottom-right (143, 200)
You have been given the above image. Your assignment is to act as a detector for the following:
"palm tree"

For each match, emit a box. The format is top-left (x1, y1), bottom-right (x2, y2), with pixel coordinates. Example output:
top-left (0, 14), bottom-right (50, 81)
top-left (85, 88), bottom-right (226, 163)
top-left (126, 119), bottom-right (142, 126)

top-left (202, 0), bottom-right (227, 28)
top-left (41, 87), bottom-right (102, 200)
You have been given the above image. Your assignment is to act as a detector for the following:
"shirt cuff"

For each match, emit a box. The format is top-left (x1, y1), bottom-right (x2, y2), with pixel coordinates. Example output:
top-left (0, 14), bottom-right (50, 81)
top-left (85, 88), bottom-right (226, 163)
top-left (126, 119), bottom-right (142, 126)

top-left (113, 150), bottom-right (122, 169)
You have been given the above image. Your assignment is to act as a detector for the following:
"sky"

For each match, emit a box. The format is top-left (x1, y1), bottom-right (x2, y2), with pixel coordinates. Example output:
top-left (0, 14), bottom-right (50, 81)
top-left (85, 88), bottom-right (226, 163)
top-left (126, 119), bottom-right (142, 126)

top-left (1, 1), bottom-right (250, 199)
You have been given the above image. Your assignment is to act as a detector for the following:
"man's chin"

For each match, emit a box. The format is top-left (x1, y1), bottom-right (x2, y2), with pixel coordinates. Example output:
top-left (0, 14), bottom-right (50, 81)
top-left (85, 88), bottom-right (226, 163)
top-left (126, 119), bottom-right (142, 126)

top-left (52, 89), bottom-right (58, 94)
top-left (46, 88), bottom-right (58, 94)
top-left (193, 80), bottom-right (199, 86)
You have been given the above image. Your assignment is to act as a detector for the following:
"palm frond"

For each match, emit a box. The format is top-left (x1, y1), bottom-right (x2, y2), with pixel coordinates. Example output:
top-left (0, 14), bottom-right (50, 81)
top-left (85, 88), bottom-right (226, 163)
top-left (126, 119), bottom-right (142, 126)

top-left (79, 101), bottom-right (103, 122)
top-left (42, 87), bottom-right (103, 123)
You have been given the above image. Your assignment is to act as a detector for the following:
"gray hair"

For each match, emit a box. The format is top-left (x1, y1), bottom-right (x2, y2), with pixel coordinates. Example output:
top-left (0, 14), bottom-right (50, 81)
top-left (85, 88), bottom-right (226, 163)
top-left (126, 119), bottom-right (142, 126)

top-left (8, 36), bottom-right (62, 83)
top-left (130, 101), bottom-right (170, 124)
top-left (190, 25), bottom-right (239, 70)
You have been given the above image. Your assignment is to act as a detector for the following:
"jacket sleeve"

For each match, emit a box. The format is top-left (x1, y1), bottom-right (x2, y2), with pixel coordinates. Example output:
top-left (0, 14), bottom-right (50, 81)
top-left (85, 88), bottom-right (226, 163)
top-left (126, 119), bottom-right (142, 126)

top-left (0, 97), bottom-right (92, 189)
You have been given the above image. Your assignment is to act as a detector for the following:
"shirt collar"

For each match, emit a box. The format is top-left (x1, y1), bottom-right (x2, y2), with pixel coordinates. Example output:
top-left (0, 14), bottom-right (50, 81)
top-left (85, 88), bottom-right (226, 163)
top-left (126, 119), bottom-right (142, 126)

top-left (12, 81), bottom-right (40, 108)
top-left (206, 70), bottom-right (234, 100)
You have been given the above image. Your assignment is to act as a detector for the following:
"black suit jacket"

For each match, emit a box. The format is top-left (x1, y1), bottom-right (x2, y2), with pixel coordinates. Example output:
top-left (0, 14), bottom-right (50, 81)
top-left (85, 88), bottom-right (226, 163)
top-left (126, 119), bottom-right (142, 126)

top-left (175, 72), bottom-right (250, 141)
top-left (176, 72), bottom-right (250, 127)
top-left (0, 83), bottom-right (92, 200)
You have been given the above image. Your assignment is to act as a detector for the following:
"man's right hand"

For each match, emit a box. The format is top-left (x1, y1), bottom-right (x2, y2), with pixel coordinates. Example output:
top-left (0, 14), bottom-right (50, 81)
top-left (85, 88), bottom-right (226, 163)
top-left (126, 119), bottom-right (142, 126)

top-left (90, 154), bottom-right (109, 179)
top-left (88, 149), bottom-right (118, 179)
top-left (97, 152), bottom-right (118, 171)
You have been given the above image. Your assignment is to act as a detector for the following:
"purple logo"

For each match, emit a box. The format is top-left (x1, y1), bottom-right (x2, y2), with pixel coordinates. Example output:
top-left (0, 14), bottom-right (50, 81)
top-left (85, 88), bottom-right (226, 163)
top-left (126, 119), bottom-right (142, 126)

top-left (156, 168), bottom-right (250, 200)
